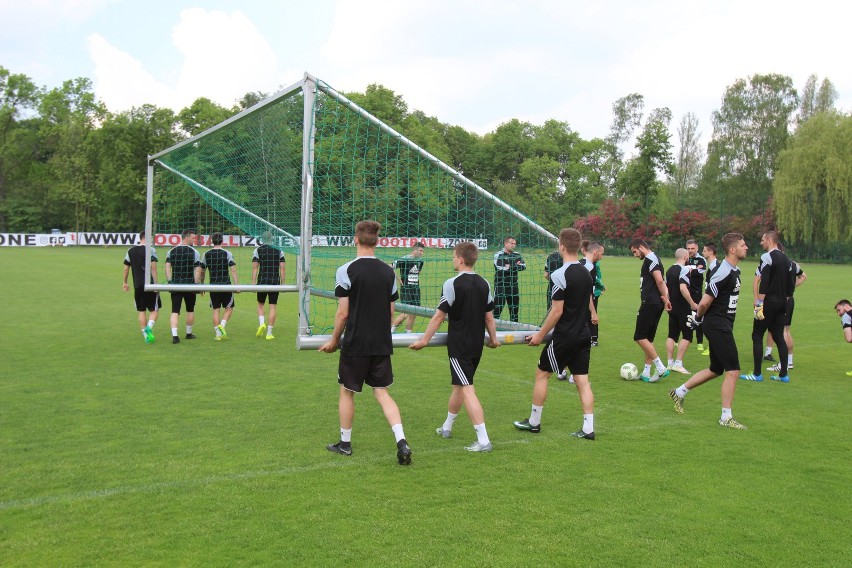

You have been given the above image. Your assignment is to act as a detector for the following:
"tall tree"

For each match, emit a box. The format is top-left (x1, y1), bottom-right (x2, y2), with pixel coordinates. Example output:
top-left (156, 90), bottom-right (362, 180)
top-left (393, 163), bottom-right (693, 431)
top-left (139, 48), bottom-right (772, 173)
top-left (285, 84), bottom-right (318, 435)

top-left (798, 74), bottom-right (838, 125)
top-left (617, 107), bottom-right (674, 216)
top-left (703, 73), bottom-right (798, 217)
top-left (671, 112), bottom-right (703, 205)
top-left (774, 111), bottom-right (852, 246)
top-left (0, 67), bottom-right (42, 231)
top-left (38, 77), bottom-right (107, 232)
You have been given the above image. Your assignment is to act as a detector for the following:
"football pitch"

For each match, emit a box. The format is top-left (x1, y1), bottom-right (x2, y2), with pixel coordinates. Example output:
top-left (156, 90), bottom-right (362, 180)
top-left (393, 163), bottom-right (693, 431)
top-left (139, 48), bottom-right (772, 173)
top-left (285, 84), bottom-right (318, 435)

top-left (1, 247), bottom-right (850, 566)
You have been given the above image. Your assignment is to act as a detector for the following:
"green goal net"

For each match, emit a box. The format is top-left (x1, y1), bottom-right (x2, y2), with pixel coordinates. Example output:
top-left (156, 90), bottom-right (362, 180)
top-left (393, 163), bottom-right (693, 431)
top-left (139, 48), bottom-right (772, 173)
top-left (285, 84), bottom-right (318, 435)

top-left (147, 74), bottom-right (558, 348)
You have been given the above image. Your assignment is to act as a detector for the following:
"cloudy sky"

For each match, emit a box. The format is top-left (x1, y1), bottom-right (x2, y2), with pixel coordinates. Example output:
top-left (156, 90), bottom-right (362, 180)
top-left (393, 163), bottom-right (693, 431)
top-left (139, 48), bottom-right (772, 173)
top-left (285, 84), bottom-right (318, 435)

top-left (2, 0), bottom-right (849, 144)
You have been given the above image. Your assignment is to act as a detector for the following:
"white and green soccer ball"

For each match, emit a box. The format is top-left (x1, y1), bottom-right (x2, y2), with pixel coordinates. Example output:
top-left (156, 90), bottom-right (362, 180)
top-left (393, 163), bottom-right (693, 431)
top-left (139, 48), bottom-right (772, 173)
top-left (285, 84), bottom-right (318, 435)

top-left (620, 362), bottom-right (639, 380)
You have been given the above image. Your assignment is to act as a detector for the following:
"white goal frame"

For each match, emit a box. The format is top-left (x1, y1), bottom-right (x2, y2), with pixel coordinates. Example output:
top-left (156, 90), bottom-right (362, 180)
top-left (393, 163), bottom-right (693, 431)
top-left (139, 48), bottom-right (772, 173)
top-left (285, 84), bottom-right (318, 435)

top-left (145, 72), bottom-right (557, 349)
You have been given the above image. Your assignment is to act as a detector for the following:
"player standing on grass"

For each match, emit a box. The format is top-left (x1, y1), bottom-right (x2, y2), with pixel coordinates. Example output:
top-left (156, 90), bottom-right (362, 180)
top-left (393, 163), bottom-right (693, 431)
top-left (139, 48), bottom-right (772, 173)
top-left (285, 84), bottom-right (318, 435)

top-left (513, 228), bottom-right (597, 440)
top-left (834, 300), bottom-right (852, 376)
top-left (165, 229), bottom-right (202, 344)
top-left (686, 239), bottom-right (707, 352)
top-left (766, 253), bottom-right (806, 373)
top-left (410, 242), bottom-right (499, 452)
top-left (122, 230), bottom-right (160, 343)
top-left (319, 220), bottom-right (412, 466)
top-left (391, 242), bottom-right (425, 333)
top-left (493, 236), bottom-right (526, 323)
top-left (252, 231), bottom-right (286, 340)
top-left (669, 233), bottom-right (749, 429)
top-left (629, 239), bottom-right (672, 382)
top-left (558, 240), bottom-right (602, 382)
top-left (665, 248), bottom-right (698, 374)
top-left (741, 231), bottom-right (790, 383)
top-left (202, 232), bottom-right (238, 341)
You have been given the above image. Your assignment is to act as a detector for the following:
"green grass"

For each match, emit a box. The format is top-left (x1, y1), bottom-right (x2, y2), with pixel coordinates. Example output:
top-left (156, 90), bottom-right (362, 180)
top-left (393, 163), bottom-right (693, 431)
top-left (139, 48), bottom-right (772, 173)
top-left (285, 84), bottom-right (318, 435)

top-left (1, 247), bottom-right (850, 567)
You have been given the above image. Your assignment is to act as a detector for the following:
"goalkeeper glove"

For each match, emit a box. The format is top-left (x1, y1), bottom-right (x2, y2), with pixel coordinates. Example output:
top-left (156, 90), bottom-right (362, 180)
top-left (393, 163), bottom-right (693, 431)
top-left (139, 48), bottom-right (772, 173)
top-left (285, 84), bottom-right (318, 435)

top-left (754, 300), bottom-right (764, 320)
top-left (687, 311), bottom-right (703, 329)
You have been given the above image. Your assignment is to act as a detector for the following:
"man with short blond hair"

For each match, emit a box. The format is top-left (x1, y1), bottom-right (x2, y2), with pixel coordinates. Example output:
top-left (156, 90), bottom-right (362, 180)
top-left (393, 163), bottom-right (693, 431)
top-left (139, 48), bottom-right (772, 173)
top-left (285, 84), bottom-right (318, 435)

top-left (320, 220), bottom-right (412, 466)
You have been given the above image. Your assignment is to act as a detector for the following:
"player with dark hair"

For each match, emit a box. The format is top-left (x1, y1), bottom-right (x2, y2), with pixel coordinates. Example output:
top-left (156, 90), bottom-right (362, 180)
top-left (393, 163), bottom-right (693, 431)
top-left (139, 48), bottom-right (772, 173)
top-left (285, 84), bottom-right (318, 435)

top-left (665, 248), bottom-right (698, 374)
top-left (122, 230), bottom-right (161, 343)
top-left (514, 228), bottom-right (597, 440)
top-left (252, 231), bottom-right (286, 340)
top-left (320, 220), bottom-right (412, 466)
top-left (165, 229), bottom-right (202, 344)
top-left (629, 239), bottom-right (672, 382)
top-left (686, 239), bottom-right (707, 352)
top-left (202, 232), bottom-right (238, 341)
top-left (741, 231), bottom-right (790, 383)
top-left (669, 233), bottom-right (749, 429)
top-left (391, 242), bottom-right (426, 333)
top-left (493, 236), bottom-right (526, 322)
top-left (410, 242), bottom-right (499, 452)
top-left (833, 300), bottom-right (852, 376)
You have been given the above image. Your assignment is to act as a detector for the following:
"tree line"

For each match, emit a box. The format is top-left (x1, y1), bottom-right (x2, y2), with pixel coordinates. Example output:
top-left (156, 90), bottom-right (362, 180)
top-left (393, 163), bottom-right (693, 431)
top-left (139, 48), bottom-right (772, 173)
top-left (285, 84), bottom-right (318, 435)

top-left (1, 66), bottom-right (849, 258)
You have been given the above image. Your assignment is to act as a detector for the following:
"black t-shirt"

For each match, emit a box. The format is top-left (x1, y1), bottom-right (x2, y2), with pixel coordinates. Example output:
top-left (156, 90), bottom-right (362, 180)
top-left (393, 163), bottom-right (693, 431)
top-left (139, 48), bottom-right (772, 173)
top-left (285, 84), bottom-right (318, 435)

top-left (704, 260), bottom-right (742, 330)
top-left (437, 272), bottom-right (495, 359)
top-left (124, 245), bottom-right (157, 290)
top-left (545, 251), bottom-right (562, 296)
top-left (705, 258), bottom-right (719, 284)
top-left (666, 264), bottom-right (692, 315)
top-left (756, 248), bottom-right (790, 303)
top-left (166, 245), bottom-right (201, 284)
top-left (252, 244), bottom-right (285, 285)
top-left (686, 254), bottom-right (707, 299)
top-left (202, 248), bottom-right (236, 284)
top-left (550, 261), bottom-right (593, 338)
top-left (334, 257), bottom-right (399, 356)
top-left (639, 252), bottom-right (664, 304)
top-left (393, 255), bottom-right (424, 288)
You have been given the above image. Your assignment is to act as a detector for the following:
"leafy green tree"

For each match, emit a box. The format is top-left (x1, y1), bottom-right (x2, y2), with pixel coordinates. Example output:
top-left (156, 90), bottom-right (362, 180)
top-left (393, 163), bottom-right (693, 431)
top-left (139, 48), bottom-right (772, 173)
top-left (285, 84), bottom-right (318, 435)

top-left (0, 67), bottom-right (43, 231)
top-left (177, 97), bottom-right (234, 136)
top-left (670, 112), bottom-right (703, 207)
top-left (617, 107), bottom-right (674, 218)
top-left (92, 104), bottom-right (180, 230)
top-left (37, 77), bottom-right (107, 231)
top-left (774, 111), bottom-right (852, 246)
top-left (798, 75), bottom-right (838, 125)
top-left (702, 73), bottom-right (798, 217)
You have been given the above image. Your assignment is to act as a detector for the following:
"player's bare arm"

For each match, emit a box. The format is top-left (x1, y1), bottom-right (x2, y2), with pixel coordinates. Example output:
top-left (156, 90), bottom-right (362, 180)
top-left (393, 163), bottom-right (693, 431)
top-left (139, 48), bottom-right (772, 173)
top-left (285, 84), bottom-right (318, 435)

top-left (527, 299), bottom-right (562, 346)
top-left (409, 309), bottom-right (446, 350)
top-left (319, 297), bottom-right (349, 353)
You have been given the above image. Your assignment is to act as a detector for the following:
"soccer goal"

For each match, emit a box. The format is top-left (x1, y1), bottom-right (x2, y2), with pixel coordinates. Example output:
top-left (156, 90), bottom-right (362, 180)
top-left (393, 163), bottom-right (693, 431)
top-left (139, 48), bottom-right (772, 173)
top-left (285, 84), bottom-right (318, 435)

top-left (146, 73), bottom-right (558, 349)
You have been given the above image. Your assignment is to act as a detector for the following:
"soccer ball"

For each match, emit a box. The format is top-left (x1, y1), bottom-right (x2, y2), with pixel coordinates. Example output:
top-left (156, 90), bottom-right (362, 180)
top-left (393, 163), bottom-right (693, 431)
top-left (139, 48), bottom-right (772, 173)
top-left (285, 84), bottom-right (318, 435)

top-left (620, 363), bottom-right (639, 381)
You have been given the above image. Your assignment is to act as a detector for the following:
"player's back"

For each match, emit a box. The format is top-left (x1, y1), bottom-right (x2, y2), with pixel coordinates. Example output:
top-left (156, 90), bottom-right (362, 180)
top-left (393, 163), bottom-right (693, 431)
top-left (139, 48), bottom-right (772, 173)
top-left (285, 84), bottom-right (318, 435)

top-left (203, 248), bottom-right (235, 284)
top-left (552, 262), bottom-right (593, 337)
top-left (335, 257), bottom-right (397, 356)
top-left (167, 245), bottom-right (200, 284)
top-left (666, 264), bottom-right (691, 314)
top-left (441, 272), bottom-right (493, 359)
top-left (253, 244), bottom-right (283, 285)
top-left (758, 249), bottom-right (789, 302)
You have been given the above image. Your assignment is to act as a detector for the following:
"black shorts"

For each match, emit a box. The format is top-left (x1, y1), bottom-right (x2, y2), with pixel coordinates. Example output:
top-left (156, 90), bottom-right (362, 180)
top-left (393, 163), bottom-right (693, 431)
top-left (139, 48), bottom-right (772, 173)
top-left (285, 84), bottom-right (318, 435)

top-left (785, 297), bottom-right (795, 326)
top-left (538, 334), bottom-right (591, 375)
top-left (449, 356), bottom-right (481, 386)
top-left (170, 291), bottom-right (197, 314)
top-left (134, 289), bottom-right (161, 313)
top-left (399, 285), bottom-right (421, 306)
top-left (667, 311), bottom-right (693, 342)
top-left (256, 292), bottom-right (280, 305)
top-left (634, 303), bottom-right (664, 341)
top-left (209, 292), bottom-right (235, 310)
top-left (338, 354), bottom-right (394, 393)
top-left (704, 323), bottom-right (740, 375)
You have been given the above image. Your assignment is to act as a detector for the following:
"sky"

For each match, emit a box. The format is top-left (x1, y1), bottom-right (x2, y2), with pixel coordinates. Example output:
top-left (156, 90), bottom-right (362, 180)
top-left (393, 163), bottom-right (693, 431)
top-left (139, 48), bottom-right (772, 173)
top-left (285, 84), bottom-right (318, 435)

top-left (2, 0), bottom-right (850, 147)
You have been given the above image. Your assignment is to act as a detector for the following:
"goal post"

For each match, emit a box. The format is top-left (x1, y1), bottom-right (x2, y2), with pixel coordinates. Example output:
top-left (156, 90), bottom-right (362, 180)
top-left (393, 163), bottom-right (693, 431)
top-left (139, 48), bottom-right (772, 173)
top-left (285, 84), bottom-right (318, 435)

top-left (145, 72), bottom-right (559, 349)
